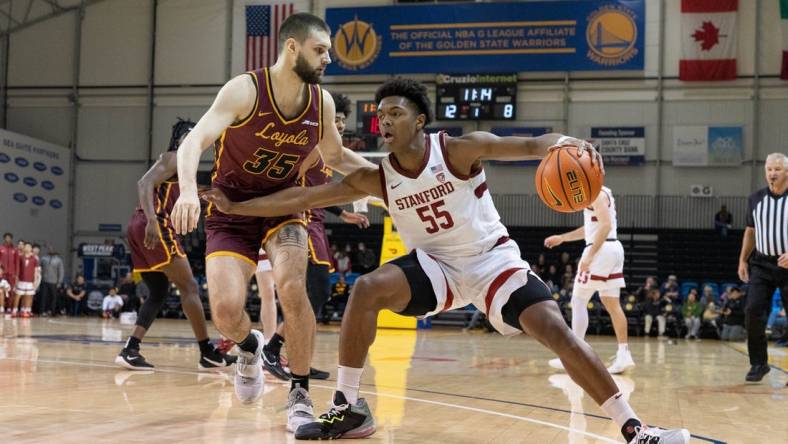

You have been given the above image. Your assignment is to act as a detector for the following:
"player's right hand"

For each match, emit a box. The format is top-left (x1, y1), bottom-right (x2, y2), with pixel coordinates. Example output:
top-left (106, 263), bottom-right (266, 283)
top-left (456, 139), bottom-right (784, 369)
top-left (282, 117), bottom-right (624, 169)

top-left (172, 192), bottom-right (201, 234)
top-left (544, 235), bottom-right (563, 249)
top-left (737, 261), bottom-right (749, 283)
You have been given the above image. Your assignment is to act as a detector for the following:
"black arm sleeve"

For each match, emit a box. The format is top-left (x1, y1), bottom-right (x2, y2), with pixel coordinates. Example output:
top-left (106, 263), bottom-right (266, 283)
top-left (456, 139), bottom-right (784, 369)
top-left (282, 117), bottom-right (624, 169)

top-left (325, 206), bottom-right (344, 216)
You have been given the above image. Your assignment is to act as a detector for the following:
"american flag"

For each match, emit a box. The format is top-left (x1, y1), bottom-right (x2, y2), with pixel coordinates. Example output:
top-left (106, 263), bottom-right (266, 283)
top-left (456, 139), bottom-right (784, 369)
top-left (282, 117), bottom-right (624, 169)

top-left (246, 3), bottom-right (295, 70)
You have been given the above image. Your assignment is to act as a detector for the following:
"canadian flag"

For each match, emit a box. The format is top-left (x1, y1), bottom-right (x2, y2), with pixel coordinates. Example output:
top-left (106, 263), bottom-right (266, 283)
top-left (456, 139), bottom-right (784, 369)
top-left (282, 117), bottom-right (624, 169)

top-left (680, 0), bottom-right (738, 81)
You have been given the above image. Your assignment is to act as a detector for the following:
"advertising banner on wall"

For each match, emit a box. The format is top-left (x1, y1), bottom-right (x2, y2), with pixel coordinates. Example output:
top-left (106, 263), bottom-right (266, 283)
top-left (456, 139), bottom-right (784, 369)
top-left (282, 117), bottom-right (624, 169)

top-left (589, 127), bottom-right (645, 166)
top-left (324, 1), bottom-right (645, 75)
top-left (672, 126), bottom-right (743, 166)
top-left (0, 129), bottom-right (71, 254)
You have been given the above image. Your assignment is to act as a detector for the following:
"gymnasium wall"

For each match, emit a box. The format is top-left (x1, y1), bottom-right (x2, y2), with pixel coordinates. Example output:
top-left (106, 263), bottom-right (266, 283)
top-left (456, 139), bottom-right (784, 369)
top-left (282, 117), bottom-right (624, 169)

top-left (1, 0), bottom-right (786, 243)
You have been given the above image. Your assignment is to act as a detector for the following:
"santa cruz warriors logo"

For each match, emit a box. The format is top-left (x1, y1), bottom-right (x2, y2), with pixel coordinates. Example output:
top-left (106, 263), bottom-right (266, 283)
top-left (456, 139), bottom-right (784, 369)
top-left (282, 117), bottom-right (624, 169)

top-left (586, 4), bottom-right (638, 67)
top-left (333, 16), bottom-right (382, 71)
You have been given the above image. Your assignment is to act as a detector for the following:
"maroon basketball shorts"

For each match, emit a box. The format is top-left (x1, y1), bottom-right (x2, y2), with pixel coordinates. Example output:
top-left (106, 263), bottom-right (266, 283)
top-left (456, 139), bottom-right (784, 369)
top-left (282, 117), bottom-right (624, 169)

top-left (307, 221), bottom-right (333, 271)
top-left (127, 210), bottom-right (185, 272)
top-left (205, 210), bottom-right (305, 266)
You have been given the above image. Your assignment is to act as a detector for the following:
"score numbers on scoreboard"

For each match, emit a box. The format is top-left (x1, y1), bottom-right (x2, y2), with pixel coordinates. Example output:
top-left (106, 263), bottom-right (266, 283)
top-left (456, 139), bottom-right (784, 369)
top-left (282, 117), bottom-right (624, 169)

top-left (436, 73), bottom-right (518, 121)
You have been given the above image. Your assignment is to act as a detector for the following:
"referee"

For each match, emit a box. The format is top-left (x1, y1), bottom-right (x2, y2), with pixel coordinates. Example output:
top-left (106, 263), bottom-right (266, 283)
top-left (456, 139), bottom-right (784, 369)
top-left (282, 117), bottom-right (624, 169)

top-left (738, 152), bottom-right (788, 382)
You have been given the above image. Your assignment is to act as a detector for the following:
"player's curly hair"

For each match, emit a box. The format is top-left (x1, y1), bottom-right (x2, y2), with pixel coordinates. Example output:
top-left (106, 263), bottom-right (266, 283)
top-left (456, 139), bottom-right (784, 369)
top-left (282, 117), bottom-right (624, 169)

top-left (168, 118), bottom-right (196, 152)
top-left (375, 78), bottom-right (433, 125)
top-left (331, 92), bottom-right (352, 117)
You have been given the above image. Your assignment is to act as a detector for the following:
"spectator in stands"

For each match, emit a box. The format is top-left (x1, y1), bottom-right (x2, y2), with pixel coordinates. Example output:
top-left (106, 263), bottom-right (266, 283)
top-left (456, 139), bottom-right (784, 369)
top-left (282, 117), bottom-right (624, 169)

top-left (117, 272), bottom-right (140, 313)
top-left (559, 251), bottom-right (571, 271)
top-left (545, 264), bottom-right (560, 291)
top-left (682, 289), bottom-right (703, 339)
top-left (334, 250), bottom-right (352, 276)
top-left (720, 287), bottom-right (746, 341)
top-left (66, 274), bottom-right (86, 317)
top-left (561, 264), bottom-right (574, 291)
top-left (635, 276), bottom-right (658, 303)
top-left (643, 288), bottom-right (667, 338)
top-left (661, 275), bottom-right (680, 304)
top-left (714, 204), bottom-right (733, 238)
top-left (0, 264), bottom-right (9, 314)
top-left (102, 287), bottom-right (124, 319)
top-left (354, 242), bottom-right (377, 274)
top-left (702, 285), bottom-right (717, 304)
top-left (39, 246), bottom-right (65, 317)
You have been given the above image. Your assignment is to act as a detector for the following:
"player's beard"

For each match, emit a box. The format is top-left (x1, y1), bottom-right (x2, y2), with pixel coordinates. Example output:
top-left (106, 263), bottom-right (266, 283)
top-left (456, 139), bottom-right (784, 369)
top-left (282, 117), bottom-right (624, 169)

top-left (293, 53), bottom-right (323, 84)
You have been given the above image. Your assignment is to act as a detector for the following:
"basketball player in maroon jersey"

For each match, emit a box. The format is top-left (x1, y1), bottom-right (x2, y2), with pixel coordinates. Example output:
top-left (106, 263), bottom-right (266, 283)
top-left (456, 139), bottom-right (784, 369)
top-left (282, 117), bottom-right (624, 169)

top-left (203, 79), bottom-right (691, 443)
top-left (116, 119), bottom-right (235, 371)
top-left (171, 13), bottom-right (373, 432)
top-left (261, 92), bottom-right (369, 382)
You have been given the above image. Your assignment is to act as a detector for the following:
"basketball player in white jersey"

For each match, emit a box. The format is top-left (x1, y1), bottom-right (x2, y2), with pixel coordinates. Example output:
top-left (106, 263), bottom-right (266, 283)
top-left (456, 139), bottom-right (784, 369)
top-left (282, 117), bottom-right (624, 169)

top-left (544, 186), bottom-right (635, 374)
top-left (202, 78), bottom-right (690, 443)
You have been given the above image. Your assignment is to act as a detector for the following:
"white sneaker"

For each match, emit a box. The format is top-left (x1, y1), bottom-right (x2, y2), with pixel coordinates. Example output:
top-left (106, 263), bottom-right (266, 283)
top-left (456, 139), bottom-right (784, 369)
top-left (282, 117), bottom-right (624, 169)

top-left (234, 329), bottom-right (265, 404)
top-left (607, 350), bottom-right (636, 374)
top-left (286, 387), bottom-right (315, 433)
top-left (628, 426), bottom-right (690, 444)
top-left (548, 358), bottom-right (565, 370)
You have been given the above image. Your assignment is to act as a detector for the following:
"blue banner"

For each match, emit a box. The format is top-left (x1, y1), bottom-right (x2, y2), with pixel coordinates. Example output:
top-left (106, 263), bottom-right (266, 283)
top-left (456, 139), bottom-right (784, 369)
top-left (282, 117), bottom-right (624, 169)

top-left (326, 1), bottom-right (644, 75)
top-left (590, 126), bottom-right (645, 166)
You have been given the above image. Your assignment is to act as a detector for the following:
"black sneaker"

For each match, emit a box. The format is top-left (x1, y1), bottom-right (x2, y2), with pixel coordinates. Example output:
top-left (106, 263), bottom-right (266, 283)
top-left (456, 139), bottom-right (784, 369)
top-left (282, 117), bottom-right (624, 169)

top-left (262, 347), bottom-right (291, 381)
top-left (745, 364), bottom-right (770, 382)
top-left (198, 346), bottom-right (238, 371)
top-left (295, 391), bottom-right (376, 440)
top-left (115, 348), bottom-right (154, 370)
top-left (309, 367), bottom-right (330, 380)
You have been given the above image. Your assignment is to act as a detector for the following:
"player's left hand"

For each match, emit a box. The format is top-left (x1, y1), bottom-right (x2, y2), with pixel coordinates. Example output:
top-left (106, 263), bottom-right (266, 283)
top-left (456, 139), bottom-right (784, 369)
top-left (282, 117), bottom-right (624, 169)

top-left (340, 211), bottom-right (370, 229)
top-left (200, 188), bottom-right (233, 214)
top-left (778, 252), bottom-right (788, 269)
top-left (143, 219), bottom-right (161, 250)
top-left (550, 137), bottom-right (605, 175)
top-left (578, 256), bottom-right (592, 274)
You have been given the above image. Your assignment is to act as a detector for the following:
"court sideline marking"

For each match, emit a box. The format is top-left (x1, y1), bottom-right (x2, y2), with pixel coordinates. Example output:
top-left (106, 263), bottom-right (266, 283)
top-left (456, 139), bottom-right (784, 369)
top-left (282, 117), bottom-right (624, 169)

top-left (0, 356), bottom-right (620, 443)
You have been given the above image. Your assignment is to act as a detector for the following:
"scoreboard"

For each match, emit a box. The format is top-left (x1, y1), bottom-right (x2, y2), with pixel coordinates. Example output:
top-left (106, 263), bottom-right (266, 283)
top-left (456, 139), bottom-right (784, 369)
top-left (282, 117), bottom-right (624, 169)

top-left (436, 73), bottom-right (517, 121)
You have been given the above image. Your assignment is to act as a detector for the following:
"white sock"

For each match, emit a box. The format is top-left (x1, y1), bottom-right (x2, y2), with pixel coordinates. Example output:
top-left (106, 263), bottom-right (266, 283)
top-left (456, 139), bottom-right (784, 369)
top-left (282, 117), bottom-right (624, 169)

top-left (337, 365), bottom-right (364, 405)
top-left (601, 392), bottom-right (640, 429)
top-left (618, 343), bottom-right (629, 354)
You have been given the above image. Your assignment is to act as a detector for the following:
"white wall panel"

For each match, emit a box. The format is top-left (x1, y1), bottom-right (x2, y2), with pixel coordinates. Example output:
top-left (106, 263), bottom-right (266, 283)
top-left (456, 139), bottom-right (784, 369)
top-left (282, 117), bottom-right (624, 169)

top-left (77, 104), bottom-right (149, 160)
top-left (74, 163), bottom-right (147, 232)
top-left (80, 0), bottom-right (153, 85)
top-left (155, 0), bottom-right (228, 85)
top-left (6, 105), bottom-right (73, 147)
top-left (8, 12), bottom-right (75, 86)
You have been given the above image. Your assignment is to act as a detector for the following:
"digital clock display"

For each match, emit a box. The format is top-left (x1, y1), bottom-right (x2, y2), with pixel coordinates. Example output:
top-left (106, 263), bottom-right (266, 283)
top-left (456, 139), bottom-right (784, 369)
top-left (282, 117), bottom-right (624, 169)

top-left (436, 73), bottom-right (517, 121)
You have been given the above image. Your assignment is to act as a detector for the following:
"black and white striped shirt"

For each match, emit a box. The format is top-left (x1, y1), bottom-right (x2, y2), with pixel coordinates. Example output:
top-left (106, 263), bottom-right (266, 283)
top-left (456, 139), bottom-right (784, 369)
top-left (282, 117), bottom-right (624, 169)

top-left (746, 187), bottom-right (788, 256)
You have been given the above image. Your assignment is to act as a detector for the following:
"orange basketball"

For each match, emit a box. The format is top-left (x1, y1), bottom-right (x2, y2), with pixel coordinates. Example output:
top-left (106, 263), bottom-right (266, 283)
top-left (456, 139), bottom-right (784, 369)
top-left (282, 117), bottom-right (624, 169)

top-left (535, 145), bottom-right (604, 213)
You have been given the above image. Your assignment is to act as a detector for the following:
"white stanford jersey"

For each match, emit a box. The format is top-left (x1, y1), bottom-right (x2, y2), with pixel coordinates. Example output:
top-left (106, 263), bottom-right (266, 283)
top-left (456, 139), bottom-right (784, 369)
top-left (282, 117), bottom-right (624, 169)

top-left (583, 186), bottom-right (618, 245)
top-left (380, 132), bottom-right (508, 258)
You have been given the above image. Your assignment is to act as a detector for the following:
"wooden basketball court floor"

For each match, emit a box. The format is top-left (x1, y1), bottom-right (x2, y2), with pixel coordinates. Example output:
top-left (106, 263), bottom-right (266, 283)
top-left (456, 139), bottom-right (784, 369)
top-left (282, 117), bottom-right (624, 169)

top-left (0, 318), bottom-right (786, 443)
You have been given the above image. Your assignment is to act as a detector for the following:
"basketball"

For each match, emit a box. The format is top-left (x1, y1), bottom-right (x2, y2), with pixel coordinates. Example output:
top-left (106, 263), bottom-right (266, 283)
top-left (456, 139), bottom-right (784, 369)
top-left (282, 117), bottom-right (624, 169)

top-left (535, 144), bottom-right (604, 213)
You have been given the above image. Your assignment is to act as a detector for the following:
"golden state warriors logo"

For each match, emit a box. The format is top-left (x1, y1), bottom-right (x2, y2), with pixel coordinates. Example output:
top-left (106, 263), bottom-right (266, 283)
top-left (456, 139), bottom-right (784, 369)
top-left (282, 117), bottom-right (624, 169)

top-left (333, 16), bottom-right (382, 71)
top-left (586, 4), bottom-right (638, 66)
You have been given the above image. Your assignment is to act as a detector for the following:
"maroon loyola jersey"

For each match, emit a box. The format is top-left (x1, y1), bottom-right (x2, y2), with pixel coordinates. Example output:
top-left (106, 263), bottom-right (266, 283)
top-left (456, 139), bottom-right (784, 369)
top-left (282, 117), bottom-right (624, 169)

top-left (208, 67), bottom-right (323, 212)
top-left (135, 176), bottom-right (180, 222)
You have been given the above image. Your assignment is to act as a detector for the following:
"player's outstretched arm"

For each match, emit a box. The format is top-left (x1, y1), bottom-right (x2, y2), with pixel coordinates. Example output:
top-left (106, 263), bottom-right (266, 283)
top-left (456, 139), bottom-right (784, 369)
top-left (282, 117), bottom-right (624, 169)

top-left (172, 74), bottom-right (256, 234)
top-left (445, 131), bottom-right (603, 176)
top-left (137, 152), bottom-right (177, 248)
top-left (316, 89), bottom-right (376, 175)
top-left (201, 167), bottom-right (381, 218)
